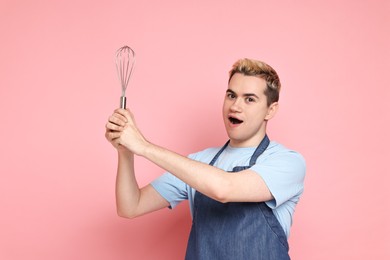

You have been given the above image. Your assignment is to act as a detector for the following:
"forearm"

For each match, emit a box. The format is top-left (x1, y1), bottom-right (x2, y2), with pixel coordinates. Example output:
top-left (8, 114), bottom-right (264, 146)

top-left (107, 109), bottom-right (171, 218)
top-left (115, 149), bottom-right (141, 218)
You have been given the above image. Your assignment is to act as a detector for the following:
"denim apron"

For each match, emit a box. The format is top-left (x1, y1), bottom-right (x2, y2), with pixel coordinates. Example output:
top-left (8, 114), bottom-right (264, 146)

top-left (185, 135), bottom-right (290, 260)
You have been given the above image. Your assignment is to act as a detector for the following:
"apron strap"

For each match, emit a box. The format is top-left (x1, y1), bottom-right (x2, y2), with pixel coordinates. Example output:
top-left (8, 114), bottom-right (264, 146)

top-left (209, 140), bottom-right (230, 166)
top-left (249, 134), bottom-right (270, 166)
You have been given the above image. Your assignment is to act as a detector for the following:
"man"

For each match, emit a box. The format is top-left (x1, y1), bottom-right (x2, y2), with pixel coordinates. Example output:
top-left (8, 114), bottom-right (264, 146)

top-left (105, 58), bottom-right (306, 259)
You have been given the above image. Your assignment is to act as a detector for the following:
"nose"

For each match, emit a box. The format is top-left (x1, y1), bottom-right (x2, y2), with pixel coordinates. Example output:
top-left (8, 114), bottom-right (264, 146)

top-left (230, 98), bottom-right (243, 112)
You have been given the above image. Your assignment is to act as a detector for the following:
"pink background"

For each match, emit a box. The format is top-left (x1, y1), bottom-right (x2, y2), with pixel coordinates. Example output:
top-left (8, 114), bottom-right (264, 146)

top-left (1, 0), bottom-right (389, 259)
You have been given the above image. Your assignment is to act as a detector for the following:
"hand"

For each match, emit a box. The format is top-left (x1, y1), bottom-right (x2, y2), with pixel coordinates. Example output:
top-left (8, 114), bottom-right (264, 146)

top-left (105, 108), bottom-right (148, 155)
top-left (105, 109), bottom-right (126, 150)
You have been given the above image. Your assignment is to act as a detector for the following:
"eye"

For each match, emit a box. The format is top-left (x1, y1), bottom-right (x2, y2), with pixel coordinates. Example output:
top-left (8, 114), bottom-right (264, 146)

top-left (227, 93), bottom-right (236, 99)
top-left (246, 97), bottom-right (256, 103)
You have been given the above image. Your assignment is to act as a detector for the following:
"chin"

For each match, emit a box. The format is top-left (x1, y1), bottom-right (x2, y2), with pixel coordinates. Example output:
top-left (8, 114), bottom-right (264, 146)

top-left (226, 133), bottom-right (243, 143)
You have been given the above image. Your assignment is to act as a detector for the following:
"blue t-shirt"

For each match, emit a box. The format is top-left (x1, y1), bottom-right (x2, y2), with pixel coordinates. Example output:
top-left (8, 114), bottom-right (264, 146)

top-left (151, 141), bottom-right (306, 237)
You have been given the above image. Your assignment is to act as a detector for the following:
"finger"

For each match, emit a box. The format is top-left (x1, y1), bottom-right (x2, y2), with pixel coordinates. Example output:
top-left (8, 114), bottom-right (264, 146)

top-left (106, 122), bottom-right (124, 131)
top-left (114, 138), bottom-right (122, 147)
top-left (115, 108), bottom-right (133, 122)
top-left (108, 114), bottom-right (127, 126)
top-left (105, 130), bottom-right (121, 141)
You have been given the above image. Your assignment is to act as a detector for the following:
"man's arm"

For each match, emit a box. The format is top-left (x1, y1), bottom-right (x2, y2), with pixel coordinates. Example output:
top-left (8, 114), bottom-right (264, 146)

top-left (115, 149), bottom-right (169, 218)
top-left (106, 113), bottom-right (169, 219)
top-left (114, 108), bottom-right (273, 204)
top-left (141, 143), bottom-right (273, 203)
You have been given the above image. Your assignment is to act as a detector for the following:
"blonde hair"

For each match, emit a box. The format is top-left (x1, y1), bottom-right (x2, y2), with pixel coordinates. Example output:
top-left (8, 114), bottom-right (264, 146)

top-left (229, 58), bottom-right (281, 106)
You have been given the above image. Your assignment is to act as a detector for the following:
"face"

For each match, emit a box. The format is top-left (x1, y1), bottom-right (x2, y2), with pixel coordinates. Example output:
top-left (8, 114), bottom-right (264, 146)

top-left (222, 73), bottom-right (278, 147)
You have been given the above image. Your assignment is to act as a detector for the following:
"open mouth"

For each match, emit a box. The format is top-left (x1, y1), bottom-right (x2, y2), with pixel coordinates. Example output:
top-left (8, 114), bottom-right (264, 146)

top-left (229, 116), bottom-right (243, 125)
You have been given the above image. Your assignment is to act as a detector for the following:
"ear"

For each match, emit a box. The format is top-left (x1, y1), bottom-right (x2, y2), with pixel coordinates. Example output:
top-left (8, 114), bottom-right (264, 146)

top-left (265, 102), bottom-right (279, 121)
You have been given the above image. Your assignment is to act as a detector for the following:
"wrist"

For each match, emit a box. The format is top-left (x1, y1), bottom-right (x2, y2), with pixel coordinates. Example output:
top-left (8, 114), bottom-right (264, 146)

top-left (137, 139), bottom-right (153, 157)
top-left (117, 145), bottom-right (133, 156)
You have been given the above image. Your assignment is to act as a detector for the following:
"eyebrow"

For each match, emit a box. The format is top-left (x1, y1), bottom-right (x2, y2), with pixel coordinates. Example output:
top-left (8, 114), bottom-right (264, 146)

top-left (226, 89), bottom-right (259, 99)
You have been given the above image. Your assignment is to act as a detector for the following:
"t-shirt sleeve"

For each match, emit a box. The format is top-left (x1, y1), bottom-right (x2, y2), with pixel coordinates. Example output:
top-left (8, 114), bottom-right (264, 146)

top-left (150, 172), bottom-right (189, 209)
top-left (150, 151), bottom-right (214, 210)
top-left (251, 150), bottom-right (306, 209)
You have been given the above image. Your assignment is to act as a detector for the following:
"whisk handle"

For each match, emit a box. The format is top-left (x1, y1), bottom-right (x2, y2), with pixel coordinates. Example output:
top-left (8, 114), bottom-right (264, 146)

top-left (120, 96), bottom-right (127, 109)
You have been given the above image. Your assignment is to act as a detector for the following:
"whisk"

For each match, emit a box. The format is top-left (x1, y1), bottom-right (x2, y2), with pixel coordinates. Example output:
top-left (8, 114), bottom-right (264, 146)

top-left (115, 46), bottom-right (136, 109)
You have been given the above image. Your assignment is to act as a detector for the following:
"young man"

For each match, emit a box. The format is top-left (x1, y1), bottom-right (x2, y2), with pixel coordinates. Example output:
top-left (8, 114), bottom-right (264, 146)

top-left (105, 58), bottom-right (306, 260)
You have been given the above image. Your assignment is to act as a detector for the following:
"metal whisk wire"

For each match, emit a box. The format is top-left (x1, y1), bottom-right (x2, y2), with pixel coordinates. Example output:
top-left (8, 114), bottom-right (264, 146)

top-left (115, 46), bottom-right (136, 109)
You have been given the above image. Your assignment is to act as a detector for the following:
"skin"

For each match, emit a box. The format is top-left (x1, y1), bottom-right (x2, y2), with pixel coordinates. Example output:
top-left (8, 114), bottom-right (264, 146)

top-left (105, 73), bottom-right (279, 218)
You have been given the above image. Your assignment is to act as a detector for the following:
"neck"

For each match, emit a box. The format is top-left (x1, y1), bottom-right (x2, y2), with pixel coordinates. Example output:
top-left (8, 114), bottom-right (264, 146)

top-left (229, 131), bottom-right (267, 148)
